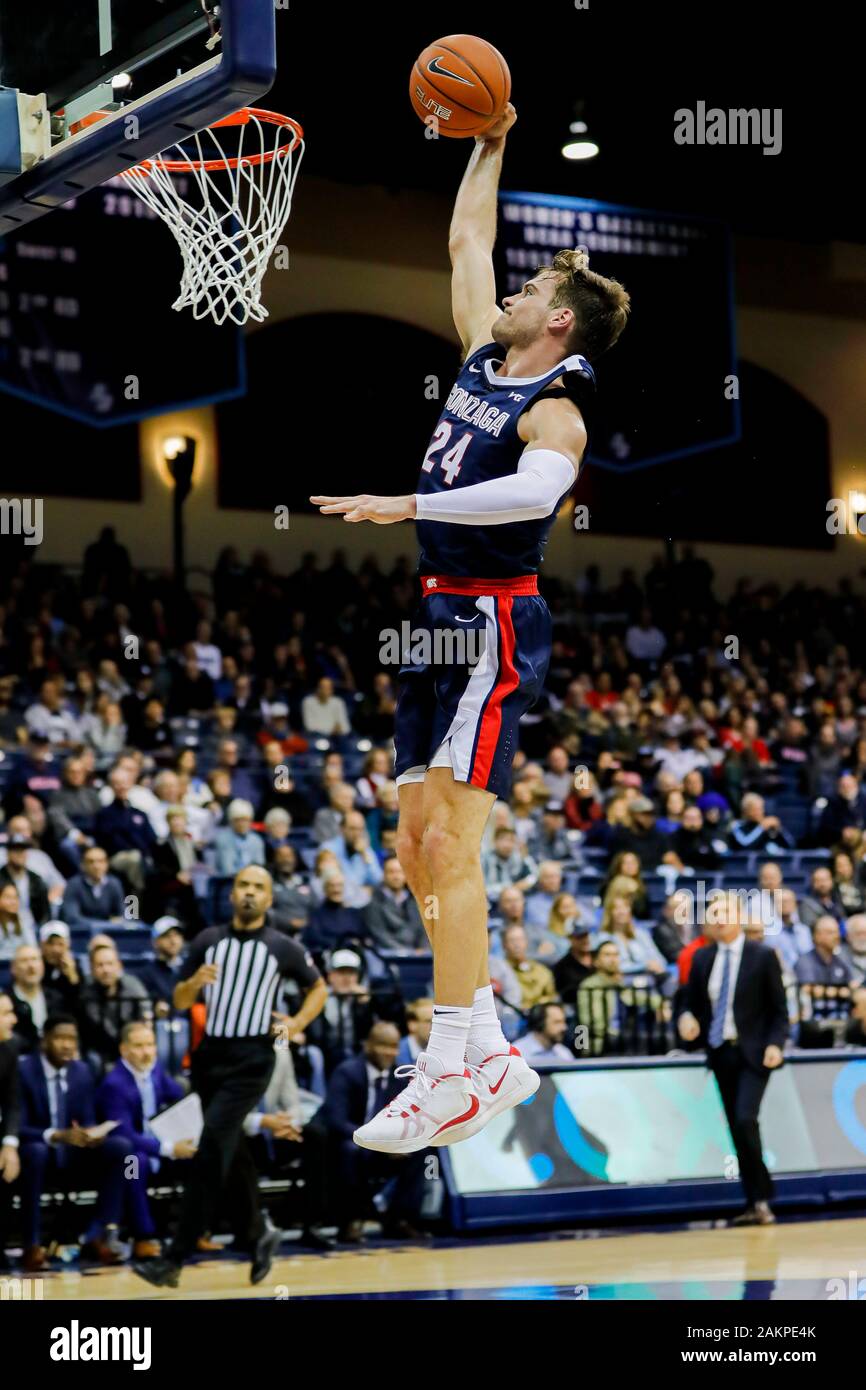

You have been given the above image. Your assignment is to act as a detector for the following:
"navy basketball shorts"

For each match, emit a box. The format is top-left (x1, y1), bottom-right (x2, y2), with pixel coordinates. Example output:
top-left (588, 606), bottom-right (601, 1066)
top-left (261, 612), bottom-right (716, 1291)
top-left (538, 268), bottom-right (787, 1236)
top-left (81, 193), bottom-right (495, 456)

top-left (394, 575), bottom-right (552, 801)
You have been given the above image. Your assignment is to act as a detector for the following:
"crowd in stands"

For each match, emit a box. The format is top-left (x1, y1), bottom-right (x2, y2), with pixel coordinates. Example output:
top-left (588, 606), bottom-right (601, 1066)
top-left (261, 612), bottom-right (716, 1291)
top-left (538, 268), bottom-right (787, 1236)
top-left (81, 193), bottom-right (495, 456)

top-left (3, 532), bottom-right (866, 1264)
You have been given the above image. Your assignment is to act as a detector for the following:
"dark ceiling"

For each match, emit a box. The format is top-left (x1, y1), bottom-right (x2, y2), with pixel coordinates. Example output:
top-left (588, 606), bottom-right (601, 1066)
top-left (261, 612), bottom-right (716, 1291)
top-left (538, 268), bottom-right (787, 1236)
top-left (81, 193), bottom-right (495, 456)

top-left (270, 2), bottom-right (859, 247)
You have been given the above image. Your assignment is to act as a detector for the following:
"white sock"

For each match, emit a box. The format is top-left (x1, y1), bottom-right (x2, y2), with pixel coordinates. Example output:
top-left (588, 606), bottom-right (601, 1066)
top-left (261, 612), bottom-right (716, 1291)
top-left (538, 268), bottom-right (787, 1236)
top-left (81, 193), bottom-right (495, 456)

top-left (425, 1005), bottom-right (472, 1074)
top-left (467, 985), bottom-right (510, 1059)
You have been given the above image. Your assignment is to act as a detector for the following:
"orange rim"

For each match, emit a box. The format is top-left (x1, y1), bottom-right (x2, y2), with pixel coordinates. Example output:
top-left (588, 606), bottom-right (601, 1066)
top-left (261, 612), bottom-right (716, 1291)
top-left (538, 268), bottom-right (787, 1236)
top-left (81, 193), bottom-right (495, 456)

top-left (74, 107), bottom-right (303, 174)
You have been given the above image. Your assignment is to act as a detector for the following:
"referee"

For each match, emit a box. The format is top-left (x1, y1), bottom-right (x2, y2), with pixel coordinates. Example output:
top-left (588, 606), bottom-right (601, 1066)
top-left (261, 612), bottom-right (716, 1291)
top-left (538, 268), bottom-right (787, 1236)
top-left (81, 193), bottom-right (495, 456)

top-left (133, 865), bottom-right (327, 1289)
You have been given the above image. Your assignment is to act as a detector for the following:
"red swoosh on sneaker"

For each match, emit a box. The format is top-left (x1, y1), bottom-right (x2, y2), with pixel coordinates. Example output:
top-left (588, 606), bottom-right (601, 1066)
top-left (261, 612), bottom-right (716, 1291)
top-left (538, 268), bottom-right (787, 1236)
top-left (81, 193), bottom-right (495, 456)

top-left (434, 1094), bottom-right (480, 1135)
top-left (488, 1064), bottom-right (511, 1095)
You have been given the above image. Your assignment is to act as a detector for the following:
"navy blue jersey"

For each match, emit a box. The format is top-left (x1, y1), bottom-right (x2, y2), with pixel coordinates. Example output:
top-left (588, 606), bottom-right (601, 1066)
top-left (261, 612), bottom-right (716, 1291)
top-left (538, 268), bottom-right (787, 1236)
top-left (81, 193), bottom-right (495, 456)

top-left (415, 341), bottom-right (595, 578)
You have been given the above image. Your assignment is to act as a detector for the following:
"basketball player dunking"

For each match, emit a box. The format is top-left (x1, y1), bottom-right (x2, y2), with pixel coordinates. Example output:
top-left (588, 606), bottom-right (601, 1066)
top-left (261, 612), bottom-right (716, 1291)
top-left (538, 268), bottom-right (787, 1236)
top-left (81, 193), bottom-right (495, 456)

top-left (312, 104), bottom-right (630, 1153)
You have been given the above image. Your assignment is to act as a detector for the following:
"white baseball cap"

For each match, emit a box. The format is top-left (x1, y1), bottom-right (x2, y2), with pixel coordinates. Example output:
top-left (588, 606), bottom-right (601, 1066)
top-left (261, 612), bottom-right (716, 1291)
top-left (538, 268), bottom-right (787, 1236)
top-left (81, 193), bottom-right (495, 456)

top-left (329, 948), bottom-right (362, 971)
top-left (39, 921), bottom-right (70, 943)
top-left (153, 916), bottom-right (183, 939)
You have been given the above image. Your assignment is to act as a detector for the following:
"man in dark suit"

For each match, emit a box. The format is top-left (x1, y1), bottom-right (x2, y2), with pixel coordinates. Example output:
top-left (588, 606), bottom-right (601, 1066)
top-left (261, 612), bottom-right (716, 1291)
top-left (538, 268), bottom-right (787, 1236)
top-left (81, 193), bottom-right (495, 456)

top-left (322, 1021), bottom-right (426, 1243)
top-left (18, 1013), bottom-right (129, 1270)
top-left (0, 992), bottom-right (21, 1268)
top-left (679, 892), bottom-right (788, 1226)
top-left (97, 1019), bottom-right (194, 1258)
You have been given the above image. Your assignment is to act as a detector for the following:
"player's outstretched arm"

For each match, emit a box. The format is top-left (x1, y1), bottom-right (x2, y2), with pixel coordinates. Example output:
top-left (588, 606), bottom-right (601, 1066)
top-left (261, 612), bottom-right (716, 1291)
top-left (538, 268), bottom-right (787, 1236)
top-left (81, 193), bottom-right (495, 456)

top-left (310, 494), bottom-right (417, 524)
top-left (308, 400), bottom-right (586, 528)
top-left (412, 397), bottom-right (586, 527)
top-left (449, 103), bottom-right (517, 359)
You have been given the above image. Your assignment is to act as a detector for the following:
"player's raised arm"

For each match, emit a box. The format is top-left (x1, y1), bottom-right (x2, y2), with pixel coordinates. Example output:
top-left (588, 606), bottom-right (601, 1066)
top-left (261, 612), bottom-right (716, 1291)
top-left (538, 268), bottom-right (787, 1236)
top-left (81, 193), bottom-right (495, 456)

top-left (448, 103), bottom-right (517, 359)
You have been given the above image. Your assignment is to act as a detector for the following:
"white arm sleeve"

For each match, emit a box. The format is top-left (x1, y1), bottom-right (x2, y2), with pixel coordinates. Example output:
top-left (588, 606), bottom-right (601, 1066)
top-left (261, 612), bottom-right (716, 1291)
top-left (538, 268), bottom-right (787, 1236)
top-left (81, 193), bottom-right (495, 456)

top-left (414, 448), bottom-right (576, 526)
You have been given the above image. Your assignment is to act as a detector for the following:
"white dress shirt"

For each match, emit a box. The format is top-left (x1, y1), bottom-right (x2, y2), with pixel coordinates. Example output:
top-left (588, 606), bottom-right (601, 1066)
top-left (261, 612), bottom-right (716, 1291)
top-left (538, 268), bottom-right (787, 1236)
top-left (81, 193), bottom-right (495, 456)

top-left (515, 1034), bottom-right (576, 1064)
top-left (121, 1058), bottom-right (176, 1160)
top-left (707, 931), bottom-right (746, 1042)
top-left (365, 1063), bottom-right (391, 1122)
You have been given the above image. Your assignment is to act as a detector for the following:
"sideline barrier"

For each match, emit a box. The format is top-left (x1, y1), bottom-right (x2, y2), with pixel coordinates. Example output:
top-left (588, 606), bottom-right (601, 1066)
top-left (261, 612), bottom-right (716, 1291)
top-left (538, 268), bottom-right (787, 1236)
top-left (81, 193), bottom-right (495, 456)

top-left (442, 1051), bottom-right (866, 1230)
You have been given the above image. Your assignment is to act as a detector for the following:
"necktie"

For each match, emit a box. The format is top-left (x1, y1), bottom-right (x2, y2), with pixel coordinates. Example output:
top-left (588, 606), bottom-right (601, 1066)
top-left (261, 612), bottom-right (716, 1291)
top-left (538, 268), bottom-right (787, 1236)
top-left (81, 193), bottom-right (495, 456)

top-left (139, 1073), bottom-right (160, 1172)
top-left (54, 1069), bottom-right (69, 1128)
top-left (140, 1073), bottom-right (157, 1123)
top-left (367, 1073), bottom-right (389, 1122)
top-left (54, 1069), bottom-right (69, 1168)
top-left (341, 997), bottom-right (355, 1051)
top-left (709, 947), bottom-right (732, 1049)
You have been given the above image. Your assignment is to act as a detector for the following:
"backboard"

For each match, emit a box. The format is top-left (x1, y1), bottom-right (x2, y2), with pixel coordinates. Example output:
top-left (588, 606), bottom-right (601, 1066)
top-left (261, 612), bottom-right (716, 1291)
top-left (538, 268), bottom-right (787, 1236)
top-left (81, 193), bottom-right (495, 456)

top-left (0, 0), bottom-right (277, 235)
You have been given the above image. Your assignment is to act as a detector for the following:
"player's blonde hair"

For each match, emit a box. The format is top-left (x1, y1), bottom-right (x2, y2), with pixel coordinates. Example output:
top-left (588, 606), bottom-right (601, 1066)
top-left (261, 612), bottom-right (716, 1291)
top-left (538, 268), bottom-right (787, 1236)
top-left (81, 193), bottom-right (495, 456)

top-left (538, 246), bottom-right (631, 361)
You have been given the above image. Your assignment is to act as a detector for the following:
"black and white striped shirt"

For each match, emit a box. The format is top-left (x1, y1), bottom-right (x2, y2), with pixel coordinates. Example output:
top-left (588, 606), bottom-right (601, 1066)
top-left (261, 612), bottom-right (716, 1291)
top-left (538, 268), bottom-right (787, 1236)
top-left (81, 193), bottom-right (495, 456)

top-left (181, 925), bottom-right (321, 1040)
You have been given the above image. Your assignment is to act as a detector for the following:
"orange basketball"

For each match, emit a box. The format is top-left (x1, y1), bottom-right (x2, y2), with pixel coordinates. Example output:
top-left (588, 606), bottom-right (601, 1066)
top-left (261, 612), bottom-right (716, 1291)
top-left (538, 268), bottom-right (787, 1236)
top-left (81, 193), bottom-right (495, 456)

top-left (410, 35), bottom-right (511, 138)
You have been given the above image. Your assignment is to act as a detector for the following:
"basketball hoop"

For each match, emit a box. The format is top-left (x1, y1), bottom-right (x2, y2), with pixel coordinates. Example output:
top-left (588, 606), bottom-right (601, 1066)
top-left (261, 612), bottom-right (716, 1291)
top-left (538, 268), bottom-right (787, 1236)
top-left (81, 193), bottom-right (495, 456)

top-left (97, 108), bottom-right (304, 326)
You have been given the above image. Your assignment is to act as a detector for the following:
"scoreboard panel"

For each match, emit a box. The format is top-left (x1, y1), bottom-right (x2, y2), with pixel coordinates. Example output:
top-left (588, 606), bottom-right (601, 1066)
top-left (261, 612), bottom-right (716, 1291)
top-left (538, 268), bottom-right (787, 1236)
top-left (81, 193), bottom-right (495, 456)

top-left (497, 190), bottom-right (740, 472)
top-left (0, 175), bottom-right (244, 428)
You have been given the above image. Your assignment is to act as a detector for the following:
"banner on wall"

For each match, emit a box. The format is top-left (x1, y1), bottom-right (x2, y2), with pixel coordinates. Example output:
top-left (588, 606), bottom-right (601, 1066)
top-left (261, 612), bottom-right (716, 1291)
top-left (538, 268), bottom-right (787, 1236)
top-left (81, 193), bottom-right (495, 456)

top-left (448, 1058), bottom-right (866, 1195)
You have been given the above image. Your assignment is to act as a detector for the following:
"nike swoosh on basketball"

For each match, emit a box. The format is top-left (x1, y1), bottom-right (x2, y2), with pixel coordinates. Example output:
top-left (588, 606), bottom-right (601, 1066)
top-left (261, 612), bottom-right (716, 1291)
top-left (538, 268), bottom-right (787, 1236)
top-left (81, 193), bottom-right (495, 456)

top-left (427, 56), bottom-right (476, 85)
top-left (488, 1063), bottom-right (511, 1094)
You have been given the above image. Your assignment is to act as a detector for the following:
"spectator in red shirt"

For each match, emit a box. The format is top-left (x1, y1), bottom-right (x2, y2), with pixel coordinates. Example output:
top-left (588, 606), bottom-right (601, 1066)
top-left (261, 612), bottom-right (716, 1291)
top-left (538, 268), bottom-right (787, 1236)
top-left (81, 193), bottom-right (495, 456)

top-left (563, 771), bottom-right (604, 833)
top-left (741, 716), bottom-right (772, 766)
top-left (678, 917), bottom-right (719, 984)
top-left (719, 709), bottom-right (746, 752)
top-left (585, 673), bottom-right (619, 712)
top-left (255, 703), bottom-right (308, 757)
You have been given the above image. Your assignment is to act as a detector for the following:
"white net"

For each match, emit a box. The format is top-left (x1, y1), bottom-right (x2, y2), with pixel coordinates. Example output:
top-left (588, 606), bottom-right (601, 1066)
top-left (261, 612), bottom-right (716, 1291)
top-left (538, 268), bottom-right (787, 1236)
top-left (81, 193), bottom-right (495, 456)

top-left (120, 110), bottom-right (304, 327)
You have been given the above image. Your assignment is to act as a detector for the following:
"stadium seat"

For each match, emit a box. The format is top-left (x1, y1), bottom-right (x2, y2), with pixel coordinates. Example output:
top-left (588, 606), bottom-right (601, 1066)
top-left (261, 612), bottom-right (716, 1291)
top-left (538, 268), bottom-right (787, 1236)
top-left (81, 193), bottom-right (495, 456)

top-left (376, 949), bottom-right (433, 1001)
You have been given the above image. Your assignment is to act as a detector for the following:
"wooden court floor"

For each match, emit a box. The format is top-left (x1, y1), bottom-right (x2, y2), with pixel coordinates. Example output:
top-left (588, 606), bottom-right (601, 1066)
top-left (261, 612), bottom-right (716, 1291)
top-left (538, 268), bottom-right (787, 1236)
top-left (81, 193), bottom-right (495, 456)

top-left (24, 1216), bottom-right (866, 1301)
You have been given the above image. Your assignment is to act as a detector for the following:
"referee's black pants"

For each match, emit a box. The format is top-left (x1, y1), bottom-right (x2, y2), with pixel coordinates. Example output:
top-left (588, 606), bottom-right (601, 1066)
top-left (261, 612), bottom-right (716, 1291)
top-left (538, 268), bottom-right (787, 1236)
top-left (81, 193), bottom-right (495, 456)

top-left (708, 1041), bottom-right (773, 1206)
top-left (171, 1036), bottom-right (275, 1265)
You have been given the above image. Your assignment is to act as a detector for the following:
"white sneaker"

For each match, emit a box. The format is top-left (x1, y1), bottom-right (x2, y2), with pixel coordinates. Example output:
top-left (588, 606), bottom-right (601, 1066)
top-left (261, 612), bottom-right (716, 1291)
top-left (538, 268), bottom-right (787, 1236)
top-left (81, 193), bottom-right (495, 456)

top-left (352, 1051), bottom-right (479, 1154)
top-left (429, 1045), bottom-right (540, 1147)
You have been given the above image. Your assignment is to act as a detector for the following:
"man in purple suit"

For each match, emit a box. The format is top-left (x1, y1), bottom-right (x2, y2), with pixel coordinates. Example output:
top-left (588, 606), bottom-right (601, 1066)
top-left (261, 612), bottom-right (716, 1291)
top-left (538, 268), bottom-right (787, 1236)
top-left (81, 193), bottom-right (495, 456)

top-left (97, 1020), bottom-right (195, 1259)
